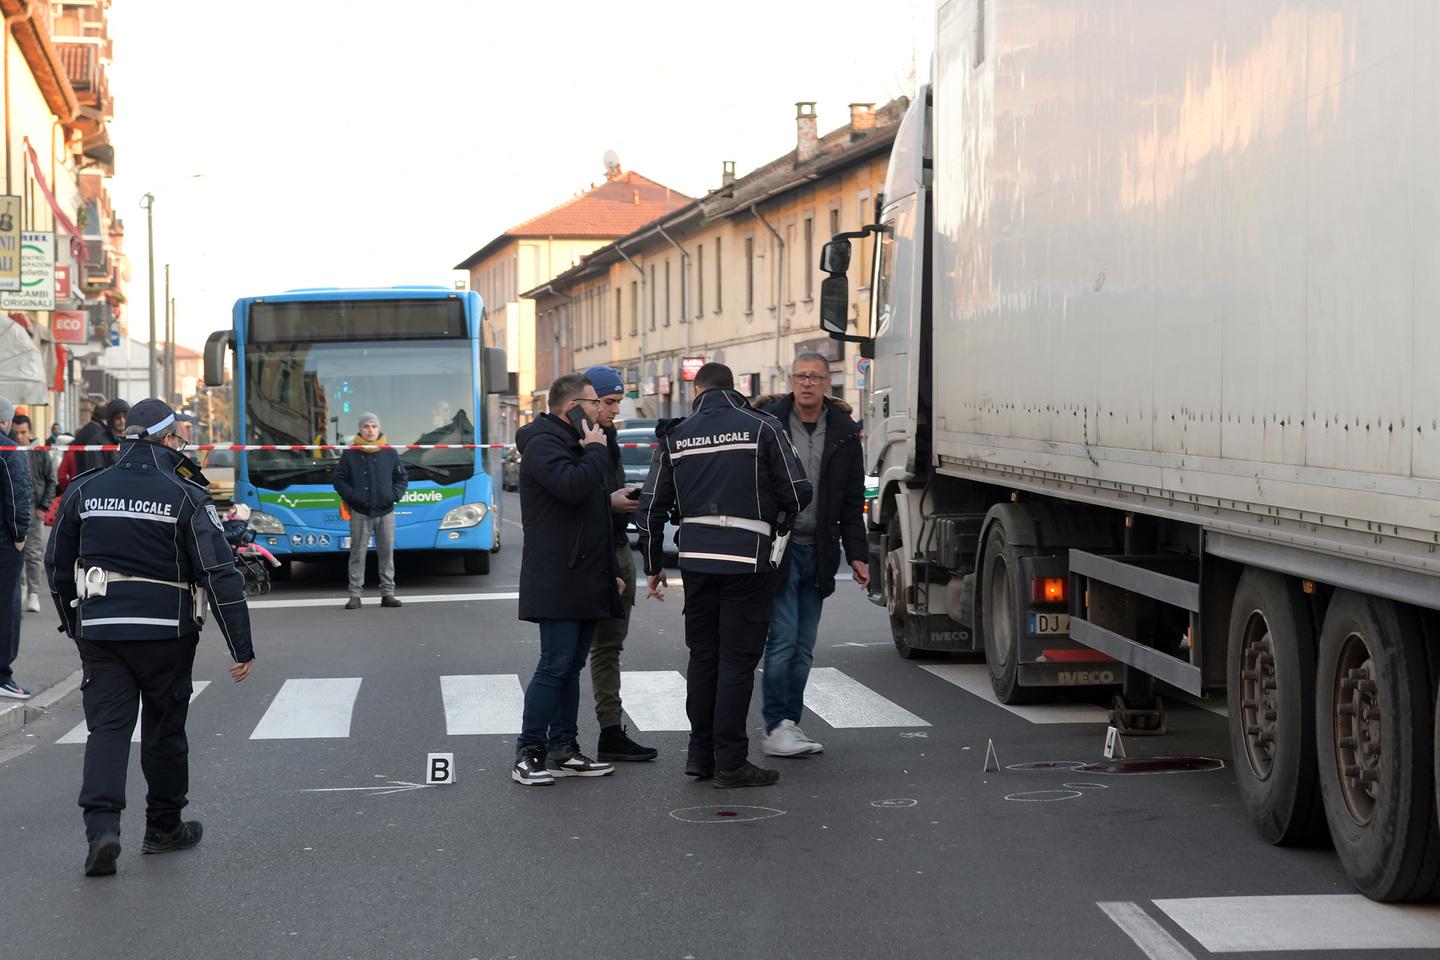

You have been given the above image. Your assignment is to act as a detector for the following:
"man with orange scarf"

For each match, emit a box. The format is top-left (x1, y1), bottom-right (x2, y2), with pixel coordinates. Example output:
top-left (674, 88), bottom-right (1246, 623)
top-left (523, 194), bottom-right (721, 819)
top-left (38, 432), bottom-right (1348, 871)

top-left (334, 412), bottom-right (408, 609)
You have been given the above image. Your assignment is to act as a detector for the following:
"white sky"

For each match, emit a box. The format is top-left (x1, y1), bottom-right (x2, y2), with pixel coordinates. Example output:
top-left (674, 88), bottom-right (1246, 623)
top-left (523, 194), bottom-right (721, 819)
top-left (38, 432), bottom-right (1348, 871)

top-left (104, 0), bottom-right (930, 351)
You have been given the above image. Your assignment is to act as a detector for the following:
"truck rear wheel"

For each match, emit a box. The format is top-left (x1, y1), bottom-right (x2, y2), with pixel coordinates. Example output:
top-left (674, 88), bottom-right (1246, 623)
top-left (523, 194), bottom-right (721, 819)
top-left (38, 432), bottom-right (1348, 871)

top-left (884, 514), bottom-right (920, 659)
top-left (1226, 570), bottom-right (1326, 845)
top-left (1317, 591), bottom-right (1440, 901)
top-left (981, 523), bottom-right (1045, 704)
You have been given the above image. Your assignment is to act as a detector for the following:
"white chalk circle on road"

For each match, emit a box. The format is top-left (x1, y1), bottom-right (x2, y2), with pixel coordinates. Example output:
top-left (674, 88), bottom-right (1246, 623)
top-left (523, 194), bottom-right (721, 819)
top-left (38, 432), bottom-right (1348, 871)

top-left (1005, 789), bottom-right (1084, 803)
top-left (871, 798), bottom-right (919, 808)
top-left (669, 805), bottom-right (787, 824)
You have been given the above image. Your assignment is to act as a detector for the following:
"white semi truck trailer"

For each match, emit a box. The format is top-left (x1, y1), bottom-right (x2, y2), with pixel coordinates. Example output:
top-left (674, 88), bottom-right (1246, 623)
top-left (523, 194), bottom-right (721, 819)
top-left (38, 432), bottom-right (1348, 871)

top-left (819, 1), bottom-right (1440, 901)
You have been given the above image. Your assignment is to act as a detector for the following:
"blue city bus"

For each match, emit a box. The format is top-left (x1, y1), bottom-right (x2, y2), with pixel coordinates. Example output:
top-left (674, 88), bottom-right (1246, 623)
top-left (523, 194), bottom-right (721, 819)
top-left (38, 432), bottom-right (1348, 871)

top-left (202, 287), bottom-right (507, 575)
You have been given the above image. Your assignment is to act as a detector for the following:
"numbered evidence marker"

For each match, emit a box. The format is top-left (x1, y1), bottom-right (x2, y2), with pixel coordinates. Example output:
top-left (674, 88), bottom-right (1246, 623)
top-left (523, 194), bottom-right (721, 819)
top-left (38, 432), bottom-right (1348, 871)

top-left (1103, 726), bottom-right (1127, 760)
top-left (426, 752), bottom-right (456, 785)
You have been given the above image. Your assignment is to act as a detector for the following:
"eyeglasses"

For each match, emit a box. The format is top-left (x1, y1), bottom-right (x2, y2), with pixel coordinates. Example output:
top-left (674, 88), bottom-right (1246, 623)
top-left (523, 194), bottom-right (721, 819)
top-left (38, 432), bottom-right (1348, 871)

top-left (575, 397), bottom-right (601, 407)
top-left (791, 373), bottom-right (828, 385)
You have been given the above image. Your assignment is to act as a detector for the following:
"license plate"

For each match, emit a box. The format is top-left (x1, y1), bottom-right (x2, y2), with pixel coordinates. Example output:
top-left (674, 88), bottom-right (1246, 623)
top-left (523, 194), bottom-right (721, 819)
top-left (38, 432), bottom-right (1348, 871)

top-left (1028, 612), bottom-right (1069, 636)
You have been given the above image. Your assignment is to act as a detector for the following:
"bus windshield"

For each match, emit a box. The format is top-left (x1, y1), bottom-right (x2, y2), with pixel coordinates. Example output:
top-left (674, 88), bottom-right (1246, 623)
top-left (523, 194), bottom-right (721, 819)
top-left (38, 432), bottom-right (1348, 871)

top-left (244, 338), bottom-right (476, 489)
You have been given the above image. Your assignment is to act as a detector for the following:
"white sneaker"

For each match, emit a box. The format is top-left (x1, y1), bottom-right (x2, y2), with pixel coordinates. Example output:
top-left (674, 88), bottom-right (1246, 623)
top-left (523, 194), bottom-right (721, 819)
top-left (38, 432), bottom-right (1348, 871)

top-left (791, 723), bottom-right (824, 755)
top-left (24, 593), bottom-right (40, 613)
top-left (762, 719), bottom-right (818, 757)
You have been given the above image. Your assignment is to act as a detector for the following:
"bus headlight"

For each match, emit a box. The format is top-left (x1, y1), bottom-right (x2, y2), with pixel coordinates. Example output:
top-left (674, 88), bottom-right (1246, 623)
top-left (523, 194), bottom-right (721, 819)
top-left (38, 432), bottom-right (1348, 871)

top-left (248, 510), bottom-right (286, 535)
top-left (439, 502), bottom-right (489, 530)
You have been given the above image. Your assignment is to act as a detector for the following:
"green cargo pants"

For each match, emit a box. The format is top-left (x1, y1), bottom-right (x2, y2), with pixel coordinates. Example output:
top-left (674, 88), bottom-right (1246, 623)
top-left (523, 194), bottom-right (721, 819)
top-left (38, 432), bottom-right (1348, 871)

top-left (589, 543), bottom-right (636, 729)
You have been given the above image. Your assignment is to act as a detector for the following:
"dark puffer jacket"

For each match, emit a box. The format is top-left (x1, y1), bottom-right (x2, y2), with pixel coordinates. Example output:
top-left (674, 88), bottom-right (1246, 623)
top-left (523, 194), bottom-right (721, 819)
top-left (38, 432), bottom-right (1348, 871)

top-left (757, 393), bottom-right (866, 600)
top-left (515, 413), bottom-right (622, 623)
top-left (333, 443), bottom-right (408, 517)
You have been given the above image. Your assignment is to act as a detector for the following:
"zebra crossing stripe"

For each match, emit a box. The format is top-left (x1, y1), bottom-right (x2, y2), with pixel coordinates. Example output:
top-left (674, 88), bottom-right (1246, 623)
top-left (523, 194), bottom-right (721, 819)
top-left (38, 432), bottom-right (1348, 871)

top-left (56, 680), bottom-right (213, 745)
top-left (249, 678), bottom-right (363, 740)
top-left (441, 674), bottom-right (524, 735)
top-left (1152, 895), bottom-right (1440, 952)
top-left (920, 663), bottom-right (1111, 724)
top-left (803, 667), bottom-right (929, 728)
top-left (614, 671), bottom-right (689, 731)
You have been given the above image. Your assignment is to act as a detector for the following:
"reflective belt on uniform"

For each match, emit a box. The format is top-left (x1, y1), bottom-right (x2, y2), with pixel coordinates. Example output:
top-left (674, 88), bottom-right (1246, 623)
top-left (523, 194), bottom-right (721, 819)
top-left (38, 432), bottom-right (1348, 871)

top-left (682, 515), bottom-right (773, 537)
top-left (73, 565), bottom-right (206, 623)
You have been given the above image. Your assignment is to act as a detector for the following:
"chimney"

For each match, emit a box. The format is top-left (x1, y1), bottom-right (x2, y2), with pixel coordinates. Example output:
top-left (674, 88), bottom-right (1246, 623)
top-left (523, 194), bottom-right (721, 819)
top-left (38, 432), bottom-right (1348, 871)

top-left (795, 102), bottom-right (818, 164)
top-left (849, 102), bottom-right (877, 133)
top-left (721, 160), bottom-right (736, 187)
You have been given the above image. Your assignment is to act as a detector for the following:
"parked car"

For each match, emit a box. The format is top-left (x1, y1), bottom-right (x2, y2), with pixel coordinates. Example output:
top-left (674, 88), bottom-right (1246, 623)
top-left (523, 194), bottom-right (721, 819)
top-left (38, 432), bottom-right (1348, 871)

top-left (616, 427), bottom-right (677, 561)
top-left (501, 447), bottom-right (521, 492)
top-left (201, 448), bottom-right (236, 503)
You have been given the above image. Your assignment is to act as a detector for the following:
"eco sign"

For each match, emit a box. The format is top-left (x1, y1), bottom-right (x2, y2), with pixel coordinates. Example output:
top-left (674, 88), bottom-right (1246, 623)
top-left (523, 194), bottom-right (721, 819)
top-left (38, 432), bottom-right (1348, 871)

top-left (1, 232), bottom-right (54, 310)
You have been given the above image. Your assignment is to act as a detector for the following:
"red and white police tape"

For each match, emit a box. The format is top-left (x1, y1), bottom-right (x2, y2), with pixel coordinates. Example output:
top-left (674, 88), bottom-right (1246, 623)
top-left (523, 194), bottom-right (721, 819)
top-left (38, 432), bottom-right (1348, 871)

top-left (0, 442), bottom-right (658, 451)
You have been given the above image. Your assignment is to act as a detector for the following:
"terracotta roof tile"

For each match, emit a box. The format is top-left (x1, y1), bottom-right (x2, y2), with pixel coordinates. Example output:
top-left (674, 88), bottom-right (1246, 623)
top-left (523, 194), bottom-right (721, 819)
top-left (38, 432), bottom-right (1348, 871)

top-left (455, 171), bottom-right (691, 269)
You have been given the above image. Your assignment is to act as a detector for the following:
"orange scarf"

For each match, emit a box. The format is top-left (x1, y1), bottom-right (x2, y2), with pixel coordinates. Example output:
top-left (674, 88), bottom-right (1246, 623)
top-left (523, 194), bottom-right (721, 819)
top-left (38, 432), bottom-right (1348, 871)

top-left (351, 433), bottom-right (388, 453)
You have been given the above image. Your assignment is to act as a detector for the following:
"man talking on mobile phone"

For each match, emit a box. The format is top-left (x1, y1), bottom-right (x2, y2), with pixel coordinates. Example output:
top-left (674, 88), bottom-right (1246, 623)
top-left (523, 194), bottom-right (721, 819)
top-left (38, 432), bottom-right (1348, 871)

top-left (510, 373), bottom-right (622, 786)
top-left (582, 366), bottom-right (658, 763)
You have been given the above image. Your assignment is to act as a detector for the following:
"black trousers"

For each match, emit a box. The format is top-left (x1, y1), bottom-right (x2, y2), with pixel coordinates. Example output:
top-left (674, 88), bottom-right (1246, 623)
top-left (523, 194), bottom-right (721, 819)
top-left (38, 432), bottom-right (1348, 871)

top-left (682, 571), bottom-right (773, 771)
top-left (76, 635), bottom-right (199, 840)
top-left (0, 541), bottom-right (21, 681)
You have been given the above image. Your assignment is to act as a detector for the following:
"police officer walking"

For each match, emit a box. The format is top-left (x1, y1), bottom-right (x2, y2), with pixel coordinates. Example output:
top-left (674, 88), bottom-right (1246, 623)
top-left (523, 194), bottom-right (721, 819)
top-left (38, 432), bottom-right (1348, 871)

top-left (45, 399), bottom-right (256, 878)
top-left (637, 363), bottom-right (811, 788)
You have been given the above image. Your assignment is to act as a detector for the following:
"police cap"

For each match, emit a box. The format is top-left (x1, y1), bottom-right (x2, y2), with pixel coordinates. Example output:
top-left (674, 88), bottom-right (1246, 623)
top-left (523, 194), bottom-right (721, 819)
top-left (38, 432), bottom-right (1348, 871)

top-left (124, 398), bottom-right (195, 439)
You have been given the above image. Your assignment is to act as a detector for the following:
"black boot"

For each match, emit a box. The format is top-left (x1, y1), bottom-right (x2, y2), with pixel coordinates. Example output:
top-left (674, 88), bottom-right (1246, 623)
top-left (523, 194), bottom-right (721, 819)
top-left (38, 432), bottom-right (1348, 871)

top-left (142, 821), bottom-right (203, 855)
top-left (83, 833), bottom-right (121, 877)
top-left (596, 724), bottom-right (658, 762)
top-left (714, 762), bottom-right (779, 789)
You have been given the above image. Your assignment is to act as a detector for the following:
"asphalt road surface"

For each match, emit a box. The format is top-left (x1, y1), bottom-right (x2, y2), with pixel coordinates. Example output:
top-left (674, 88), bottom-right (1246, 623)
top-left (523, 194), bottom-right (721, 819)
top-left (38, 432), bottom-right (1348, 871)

top-left (3, 495), bottom-right (1440, 959)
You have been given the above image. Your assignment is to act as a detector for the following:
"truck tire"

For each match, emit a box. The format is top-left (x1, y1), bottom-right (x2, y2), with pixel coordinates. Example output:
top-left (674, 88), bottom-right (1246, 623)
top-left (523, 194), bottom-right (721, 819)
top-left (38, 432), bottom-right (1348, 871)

top-left (462, 550), bottom-right (491, 576)
top-left (884, 514), bottom-right (920, 659)
top-left (1226, 570), bottom-right (1326, 845)
top-left (1316, 591), bottom-right (1440, 901)
top-left (981, 523), bottom-right (1046, 704)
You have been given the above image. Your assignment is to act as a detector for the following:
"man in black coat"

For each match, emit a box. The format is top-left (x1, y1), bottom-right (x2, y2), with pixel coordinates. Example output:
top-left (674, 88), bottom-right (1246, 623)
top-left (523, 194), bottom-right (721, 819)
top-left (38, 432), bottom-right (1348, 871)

top-left (71, 398), bottom-right (129, 476)
top-left (756, 353), bottom-right (869, 758)
top-left (333, 412), bottom-right (408, 609)
top-left (10, 414), bottom-right (54, 613)
top-left (0, 395), bottom-right (30, 700)
top-left (511, 372), bottom-right (622, 786)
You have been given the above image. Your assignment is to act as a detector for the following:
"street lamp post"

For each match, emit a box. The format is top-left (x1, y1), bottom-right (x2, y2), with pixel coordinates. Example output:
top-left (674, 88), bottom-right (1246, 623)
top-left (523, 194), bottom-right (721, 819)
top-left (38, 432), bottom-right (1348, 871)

top-left (139, 192), bottom-right (156, 397)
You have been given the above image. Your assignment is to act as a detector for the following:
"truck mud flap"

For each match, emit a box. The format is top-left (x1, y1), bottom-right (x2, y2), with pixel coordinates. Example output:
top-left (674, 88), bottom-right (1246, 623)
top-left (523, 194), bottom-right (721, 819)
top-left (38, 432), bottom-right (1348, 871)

top-left (908, 613), bottom-right (978, 653)
top-left (1019, 661), bottom-right (1122, 688)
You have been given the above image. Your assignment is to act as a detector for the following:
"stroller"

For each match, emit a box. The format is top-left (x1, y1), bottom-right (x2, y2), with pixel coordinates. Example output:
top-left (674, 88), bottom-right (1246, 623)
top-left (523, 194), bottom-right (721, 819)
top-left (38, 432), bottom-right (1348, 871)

top-left (222, 503), bottom-right (280, 596)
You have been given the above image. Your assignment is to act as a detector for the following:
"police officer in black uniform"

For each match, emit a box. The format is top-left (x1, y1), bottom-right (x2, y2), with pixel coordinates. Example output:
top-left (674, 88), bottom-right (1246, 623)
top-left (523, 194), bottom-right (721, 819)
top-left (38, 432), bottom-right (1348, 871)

top-left (45, 398), bottom-right (256, 877)
top-left (637, 363), bottom-right (811, 788)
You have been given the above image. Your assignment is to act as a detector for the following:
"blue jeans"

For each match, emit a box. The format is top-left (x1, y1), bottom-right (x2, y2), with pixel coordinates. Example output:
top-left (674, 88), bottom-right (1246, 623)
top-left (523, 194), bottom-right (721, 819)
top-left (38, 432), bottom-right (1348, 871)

top-left (519, 619), bottom-right (597, 750)
top-left (763, 543), bottom-right (824, 732)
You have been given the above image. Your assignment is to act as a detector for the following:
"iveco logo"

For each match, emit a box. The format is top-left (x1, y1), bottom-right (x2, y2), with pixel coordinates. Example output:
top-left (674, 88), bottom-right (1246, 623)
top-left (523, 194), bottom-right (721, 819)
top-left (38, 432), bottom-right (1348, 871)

top-left (1057, 670), bottom-right (1117, 685)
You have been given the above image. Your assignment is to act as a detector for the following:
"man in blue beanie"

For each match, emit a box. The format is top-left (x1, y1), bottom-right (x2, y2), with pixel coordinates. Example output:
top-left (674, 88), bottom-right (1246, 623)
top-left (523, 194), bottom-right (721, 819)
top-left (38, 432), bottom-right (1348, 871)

top-left (582, 365), bottom-right (657, 762)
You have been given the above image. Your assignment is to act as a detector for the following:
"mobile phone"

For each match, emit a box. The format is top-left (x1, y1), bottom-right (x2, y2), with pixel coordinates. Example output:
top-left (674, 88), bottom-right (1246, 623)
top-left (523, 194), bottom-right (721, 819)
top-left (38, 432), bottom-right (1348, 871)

top-left (625, 487), bottom-right (642, 500)
top-left (566, 406), bottom-right (594, 434)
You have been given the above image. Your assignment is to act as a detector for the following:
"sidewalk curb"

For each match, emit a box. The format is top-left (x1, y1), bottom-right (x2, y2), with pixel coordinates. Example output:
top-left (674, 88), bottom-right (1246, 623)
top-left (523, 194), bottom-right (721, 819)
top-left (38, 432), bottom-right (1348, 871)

top-left (0, 668), bottom-right (82, 738)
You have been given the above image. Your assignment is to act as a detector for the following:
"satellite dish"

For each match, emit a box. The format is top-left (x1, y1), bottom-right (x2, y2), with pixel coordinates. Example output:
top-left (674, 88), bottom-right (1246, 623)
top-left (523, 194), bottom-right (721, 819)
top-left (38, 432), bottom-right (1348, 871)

top-left (603, 150), bottom-right (621, 177)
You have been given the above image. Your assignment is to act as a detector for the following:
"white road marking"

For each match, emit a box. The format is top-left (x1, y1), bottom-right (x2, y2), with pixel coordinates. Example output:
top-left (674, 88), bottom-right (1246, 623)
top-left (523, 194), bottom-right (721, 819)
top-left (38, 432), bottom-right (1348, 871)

top-left (618, 671), bottom-right (690, 731)
top-left (57, 680), bottom-right (212, 745)
top-left (1097, 902), bottom-right (1197, 960)
top-left (249, 678), bottom-right (363, 740)
top-left (803, 667), bottom-right (929, 728)
top-left (248, 592), bottom-right (517, 609)
top-left (440, 674), bottom-right (524, 735)
top-left (1153, 895), bottom-right (1440, 952)
top-left (920, 663), bottom-right (1111, 724)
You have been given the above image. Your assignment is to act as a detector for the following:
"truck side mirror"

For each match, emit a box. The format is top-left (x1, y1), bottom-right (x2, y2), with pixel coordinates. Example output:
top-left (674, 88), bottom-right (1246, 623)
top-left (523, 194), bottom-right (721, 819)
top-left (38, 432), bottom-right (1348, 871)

top-left (820, 239), bottom-right (851, 275)
top-left (484, 346), bottom-right (509, 394)
top-left (820, 275), bottom-right (850, 335)
top-left (203, 330), bottom-right (233, 387)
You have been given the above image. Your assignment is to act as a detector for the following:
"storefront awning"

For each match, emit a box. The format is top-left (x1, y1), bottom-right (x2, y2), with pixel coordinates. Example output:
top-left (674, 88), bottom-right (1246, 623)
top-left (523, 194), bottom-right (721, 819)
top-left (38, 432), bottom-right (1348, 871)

top-left (0, 314), bottom-right (49, 404)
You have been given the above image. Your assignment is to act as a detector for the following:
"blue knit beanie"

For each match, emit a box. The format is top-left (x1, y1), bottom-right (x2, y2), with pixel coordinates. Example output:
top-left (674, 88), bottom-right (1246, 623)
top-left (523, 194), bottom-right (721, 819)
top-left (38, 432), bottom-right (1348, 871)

top-left (584, 366), bottom-right (624, 398)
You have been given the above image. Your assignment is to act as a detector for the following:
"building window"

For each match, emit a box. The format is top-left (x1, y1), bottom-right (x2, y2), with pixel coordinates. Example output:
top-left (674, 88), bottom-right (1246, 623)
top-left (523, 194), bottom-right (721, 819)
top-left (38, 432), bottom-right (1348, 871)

top-left (784, 222), bottom-right (795, 305)
top-left (829, 207), bottom-right (840, 237)
top-left (803, 216), bottom-right (814, 300)
top-left (664, 259), bottom-right (672, 327)
top-left (615, 288), bottom-right (622, 340)
top-left (744, 237), bottom-right (754, 314)
top-left (649, 264), bottom-right (656, 330)
top-left (696, 243), bottom-right (705, 316)
top-left (630, 281), bottom-right (638, 336)
top-left (715, 237), bottom-right (722, 312)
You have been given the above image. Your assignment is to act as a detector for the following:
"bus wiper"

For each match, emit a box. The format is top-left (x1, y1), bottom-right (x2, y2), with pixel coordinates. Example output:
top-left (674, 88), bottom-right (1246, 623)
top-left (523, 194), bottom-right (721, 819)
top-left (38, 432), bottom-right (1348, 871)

top-left (401, 461), bottom-right (450, 481)
top-left (251, 465), bottom-right (336, 485)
